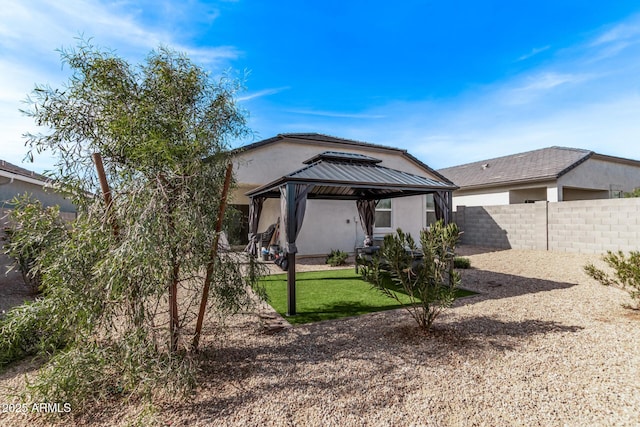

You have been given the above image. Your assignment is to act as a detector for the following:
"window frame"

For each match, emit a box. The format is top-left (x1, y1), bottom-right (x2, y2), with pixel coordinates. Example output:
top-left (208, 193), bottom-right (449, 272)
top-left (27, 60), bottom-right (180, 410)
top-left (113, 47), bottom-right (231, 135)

top-left (374, 198), bottom-right (393, 231)
top-left (425, 193), bottom-right (437, 228)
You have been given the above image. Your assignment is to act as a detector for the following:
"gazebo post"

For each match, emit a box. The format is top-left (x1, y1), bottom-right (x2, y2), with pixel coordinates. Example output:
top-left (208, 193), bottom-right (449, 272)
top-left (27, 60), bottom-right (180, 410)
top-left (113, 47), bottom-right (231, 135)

top-left (447, 190), bottom-right (453, 225)
top-left (286, 182), bottom-right (297, 316)
top-left (287, 252), bottom-right (296, 315)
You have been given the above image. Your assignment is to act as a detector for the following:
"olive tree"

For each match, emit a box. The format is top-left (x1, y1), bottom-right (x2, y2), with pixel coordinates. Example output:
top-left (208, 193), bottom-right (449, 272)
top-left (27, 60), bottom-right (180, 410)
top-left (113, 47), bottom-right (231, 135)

top-left (1, 40), bottom-right (264, 406)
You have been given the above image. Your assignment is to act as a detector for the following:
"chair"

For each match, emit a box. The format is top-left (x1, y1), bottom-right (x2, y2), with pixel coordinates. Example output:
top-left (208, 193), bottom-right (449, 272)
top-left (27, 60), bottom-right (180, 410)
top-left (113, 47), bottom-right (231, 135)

top-left (258, 223), bottom-right (278, 250)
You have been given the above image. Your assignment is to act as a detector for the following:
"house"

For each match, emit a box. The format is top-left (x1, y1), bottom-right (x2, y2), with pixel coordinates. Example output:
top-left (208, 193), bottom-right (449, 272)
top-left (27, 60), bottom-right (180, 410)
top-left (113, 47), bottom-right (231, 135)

top-left (0, 159), bottom-right (75, 213)
top-left (437, 146), bottom-right (640, 210)
top-left (231, 133), bottom-right (455, 256)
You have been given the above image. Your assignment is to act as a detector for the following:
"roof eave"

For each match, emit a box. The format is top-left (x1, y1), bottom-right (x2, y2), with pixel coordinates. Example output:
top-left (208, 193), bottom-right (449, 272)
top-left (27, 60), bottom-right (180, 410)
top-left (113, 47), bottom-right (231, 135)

top-left (556, 151), bottom-right (593, 178)
top-left (246, 176), bottom-right (457, 199)
top-left (0, 169), bottom-right (52, 187)
top-left (454, 175), bottom-right (557, 191)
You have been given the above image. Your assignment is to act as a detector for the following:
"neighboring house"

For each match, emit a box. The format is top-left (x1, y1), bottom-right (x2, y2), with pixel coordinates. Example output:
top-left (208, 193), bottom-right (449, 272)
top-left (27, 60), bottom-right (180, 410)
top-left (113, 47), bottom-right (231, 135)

top-left (438, 146), bottom-right (640, 210)
top-left (231, 133), bottom-right (454, 256)
top-left (0, 159), bottom-right (75, 213)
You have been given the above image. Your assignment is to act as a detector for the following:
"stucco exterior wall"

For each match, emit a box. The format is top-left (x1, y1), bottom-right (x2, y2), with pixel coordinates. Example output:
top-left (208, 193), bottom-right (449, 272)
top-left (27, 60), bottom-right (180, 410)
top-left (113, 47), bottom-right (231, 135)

top-left (451, 190), bottom-right (510, 209)
top-left (295, 200), bottom-right (362, 255)
top-left (562, 188), bottom-right (609, 201)
top-left (559, 157), bottom-right (640, 195)
top-left (374, 195), bottom-right (425, 239)
top-left (509, 187), bottom-right (547, 204)
top-left (0, 179), bottom-right (75, 213)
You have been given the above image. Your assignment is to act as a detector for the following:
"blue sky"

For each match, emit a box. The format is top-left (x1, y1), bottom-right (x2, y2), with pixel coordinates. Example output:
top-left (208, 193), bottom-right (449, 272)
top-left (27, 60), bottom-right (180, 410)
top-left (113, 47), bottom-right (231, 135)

top-left (2, 1), bottom-right (640, 173)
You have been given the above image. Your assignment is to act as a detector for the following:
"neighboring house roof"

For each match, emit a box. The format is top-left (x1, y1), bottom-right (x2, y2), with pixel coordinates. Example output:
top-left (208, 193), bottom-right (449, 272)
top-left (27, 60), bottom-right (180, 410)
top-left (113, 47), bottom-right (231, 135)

top-left (437, 147), bottom-right (598, 190)
top-left (233, 132), bottom-right (455, 186)
top-left (247, 151), bottom-right (457, 200)
top-left (0, 159), bottom-right (51, 186)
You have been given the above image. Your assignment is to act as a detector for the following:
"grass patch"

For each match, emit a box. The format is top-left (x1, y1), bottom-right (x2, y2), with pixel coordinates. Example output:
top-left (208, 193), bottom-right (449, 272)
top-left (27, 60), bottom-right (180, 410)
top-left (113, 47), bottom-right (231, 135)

top-left (261, 268), bottom-right (475, 325)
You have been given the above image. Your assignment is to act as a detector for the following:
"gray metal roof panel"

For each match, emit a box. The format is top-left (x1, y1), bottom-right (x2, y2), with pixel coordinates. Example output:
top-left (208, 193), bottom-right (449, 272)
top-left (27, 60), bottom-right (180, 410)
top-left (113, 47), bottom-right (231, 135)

top-left (302, 151), bottom-right (382, 165)
top-left (289, 161), bottom-right (451, 188)
top-left (246, 152), bottom-right (457, 199)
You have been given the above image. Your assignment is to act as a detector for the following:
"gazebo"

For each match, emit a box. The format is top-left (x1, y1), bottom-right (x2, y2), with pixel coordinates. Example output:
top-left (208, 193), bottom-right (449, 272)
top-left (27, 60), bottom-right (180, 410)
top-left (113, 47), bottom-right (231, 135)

top-left (244, 151), bottom-right (458, 315)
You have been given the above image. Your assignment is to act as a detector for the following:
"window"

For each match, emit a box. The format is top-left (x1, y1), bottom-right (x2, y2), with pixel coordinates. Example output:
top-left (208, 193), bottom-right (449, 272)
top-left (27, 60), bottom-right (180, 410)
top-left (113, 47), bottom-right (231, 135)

top-left (374, 199), bottom-right (392, 228)
top-left (425, 194), bottom-right (437, 227)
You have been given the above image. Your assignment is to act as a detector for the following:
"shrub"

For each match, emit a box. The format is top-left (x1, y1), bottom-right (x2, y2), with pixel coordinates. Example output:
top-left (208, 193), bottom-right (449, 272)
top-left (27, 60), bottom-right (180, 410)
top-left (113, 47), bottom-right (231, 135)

top-left (585, 250), bottom-right (640, 308)
top-left (361, 220), bottom-right (461, 332)
top-left (3, 195), bottom-right (69, 293)
top-left (454, 257), bottom-right (471, 269)
top-left (623, 188), bottom-right (640, 198)
top-left (326, 249), bottom-right (349, 267)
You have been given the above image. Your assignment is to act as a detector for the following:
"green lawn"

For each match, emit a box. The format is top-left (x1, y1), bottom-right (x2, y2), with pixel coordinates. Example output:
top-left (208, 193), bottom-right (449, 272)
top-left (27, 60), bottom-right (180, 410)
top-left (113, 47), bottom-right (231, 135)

top-left (261, 268), bottom-right (475, 325)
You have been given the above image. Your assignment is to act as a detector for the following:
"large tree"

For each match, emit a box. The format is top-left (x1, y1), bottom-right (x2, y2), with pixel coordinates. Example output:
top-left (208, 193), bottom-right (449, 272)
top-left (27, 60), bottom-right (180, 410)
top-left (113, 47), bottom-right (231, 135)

top-left (1, 40), bottom-right (264, 406)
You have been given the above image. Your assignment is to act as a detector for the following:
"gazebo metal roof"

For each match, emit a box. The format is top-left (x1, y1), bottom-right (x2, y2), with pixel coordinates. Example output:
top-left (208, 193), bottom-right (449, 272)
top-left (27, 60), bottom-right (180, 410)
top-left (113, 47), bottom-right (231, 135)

top-left (246, 151), bottom-right (457, 200)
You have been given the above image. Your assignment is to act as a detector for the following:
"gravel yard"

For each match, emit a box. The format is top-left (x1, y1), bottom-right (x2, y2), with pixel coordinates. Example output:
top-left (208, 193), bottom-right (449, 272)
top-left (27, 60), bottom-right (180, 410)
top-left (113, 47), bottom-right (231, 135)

top-left (1, 246), bottom-right (639, 426)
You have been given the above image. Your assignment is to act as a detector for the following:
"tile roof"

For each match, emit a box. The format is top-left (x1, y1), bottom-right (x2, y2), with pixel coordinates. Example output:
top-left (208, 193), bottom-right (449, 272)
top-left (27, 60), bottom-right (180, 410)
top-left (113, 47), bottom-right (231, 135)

top-left (437, 147), bottom-right (593, 189)
top-left (0, 159), bottom-right (50, 183)
top-left (235, 133), bottom-right (397, 153)
top-left (233, 133), bottom-right (454, 185)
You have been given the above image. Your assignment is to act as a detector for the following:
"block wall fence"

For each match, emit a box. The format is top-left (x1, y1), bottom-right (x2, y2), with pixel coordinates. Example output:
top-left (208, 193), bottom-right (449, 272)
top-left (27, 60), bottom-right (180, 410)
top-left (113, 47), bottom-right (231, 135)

top-left (454, 198), bottom-right (640, 254)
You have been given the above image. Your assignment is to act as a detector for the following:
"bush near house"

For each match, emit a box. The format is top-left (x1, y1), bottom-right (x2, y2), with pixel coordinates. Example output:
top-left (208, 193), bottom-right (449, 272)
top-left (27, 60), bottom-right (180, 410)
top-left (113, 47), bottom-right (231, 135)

top-left (624, 188), bottom-right (640, 198)
top-left (585, 251), bottom-right (640, 308)
top-left (326, 249), bottom-right (349, 266)
top-left (454, 257), bottom-right (471, 269)
top-left (3, 195), bottom-right (69, 294)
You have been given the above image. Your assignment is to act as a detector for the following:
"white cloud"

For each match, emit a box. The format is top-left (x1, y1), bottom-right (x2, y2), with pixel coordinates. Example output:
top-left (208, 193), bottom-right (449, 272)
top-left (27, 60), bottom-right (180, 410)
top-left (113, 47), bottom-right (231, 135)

top-left (286, 109), bottom-right (386, 119)
top-left (584, 14), bottom-right (640, 63)
top-left (592, 19), bottom-right (640, 46)
top-left (516, 72), bottom-right (585, 92)
top-left (517, 45), bottom-right (551, 61)
top-left (0, 0), bottom-right (239, 172)
top-left (497, 72), bottom-right (595, 106)
top-left (237, 87), bottom-right (290, 102)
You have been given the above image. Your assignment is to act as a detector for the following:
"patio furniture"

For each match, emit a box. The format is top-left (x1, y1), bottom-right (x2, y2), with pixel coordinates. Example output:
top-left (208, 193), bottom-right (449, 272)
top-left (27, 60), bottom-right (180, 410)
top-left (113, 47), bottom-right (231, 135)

top-left (355, 244), bottom-right (424, 273)
top-left (259, 223), bottom-right (278, 249)
top-left (355, 245), bottom-right (381, 273)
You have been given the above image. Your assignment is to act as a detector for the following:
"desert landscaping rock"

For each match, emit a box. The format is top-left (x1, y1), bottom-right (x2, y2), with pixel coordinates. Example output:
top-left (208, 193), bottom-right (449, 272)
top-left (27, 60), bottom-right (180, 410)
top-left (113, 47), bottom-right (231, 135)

top-left (1, 247), bottom-right (638, 426)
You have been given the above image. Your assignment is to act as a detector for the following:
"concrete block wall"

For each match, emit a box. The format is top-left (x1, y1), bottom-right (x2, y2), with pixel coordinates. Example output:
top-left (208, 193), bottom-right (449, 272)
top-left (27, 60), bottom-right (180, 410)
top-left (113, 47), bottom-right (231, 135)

top-left (456, 198), bottom-right (640, 254)
top-left (457, 203), bottom-right (544, 250)
top-left (547, 198), bottom-right (640, 253)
